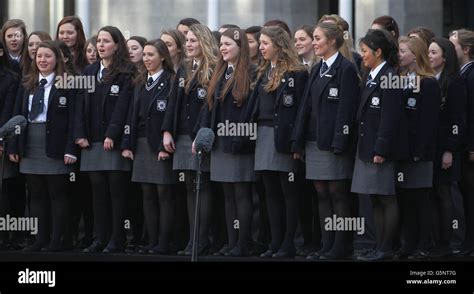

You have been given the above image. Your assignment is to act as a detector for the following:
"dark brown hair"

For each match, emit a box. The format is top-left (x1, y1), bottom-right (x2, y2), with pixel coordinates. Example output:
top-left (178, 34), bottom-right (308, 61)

top-left (56, 16), bottom-right (87, 71)
top-left (134, 39), bottom-right (175, 85)
top-left (207, 28), bottom-right (251, 109)
top-left (372, 15), bottom-right (399, 40)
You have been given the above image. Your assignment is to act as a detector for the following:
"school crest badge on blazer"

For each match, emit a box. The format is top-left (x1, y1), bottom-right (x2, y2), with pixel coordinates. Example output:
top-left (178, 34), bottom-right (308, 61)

top-left (329, 88), bottom-right (338, 97)
top-left (110, 85), bottom-right (120, 94)
top-left (283, 94), bottom-right (294, 106)
top-left (157, 100), bottom-right (167, 111)
top-left (371, 97), bottom-right (380, 106)
top-left (59, 96), bottom-right (67, 106)
top-left (407, 97), bottom-right (416, 108)
top-left (197, 87), bottom-right (207, 99)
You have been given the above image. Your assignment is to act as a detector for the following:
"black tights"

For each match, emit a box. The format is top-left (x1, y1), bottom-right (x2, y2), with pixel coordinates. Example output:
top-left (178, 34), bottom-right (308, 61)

top-left (221, 182), bottom-right (253, 250)
top-left (314, 180), bottom-right (352, 254)
top-left (260, 171), bottom-right (299, 252)
top-left (88, 171), bottom-right (130, 248)
top-left (141, 183), bottom-right (174, 250)
top-left (0, 176), bottom-right (26, 243)
top-left (371, 194), bottom-right (399, 252)
top-left (432, 183), bottom-right (454, 251)
top-left (183, 171), bottom-right (212, 247)
top-left (398, 188), bottom-right (432, 252)
top-left (26, 174), bottom-right (69, 246)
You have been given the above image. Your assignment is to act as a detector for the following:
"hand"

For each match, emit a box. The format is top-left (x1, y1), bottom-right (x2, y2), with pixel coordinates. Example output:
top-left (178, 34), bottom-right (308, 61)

top-left (192, 140), bottom-right (196, 155)
top-left (373, 155), bottom-right (385, 164)
top-left (103, 137), bottom-right (114, 151)
top-left (9, 154), bottom-right (19, 163)
top-left (76, 138), bottom-right (90, 148)
top-left (469, 152), bottom-right (474, 162)
top-left (64, 156), bottom-right (77, 165)
top-left (163, 131), bottom-right (175, 153)
top-left (293, 153), bottom-right (300, 160)
top-left (158, 151), bottom-right (170, 161)
top-left (442, 151), bottom-right (453, 169)
top-left (122, 149), bottom-right (134, 160)
top-left (0, 145), bottom-right (4, 156)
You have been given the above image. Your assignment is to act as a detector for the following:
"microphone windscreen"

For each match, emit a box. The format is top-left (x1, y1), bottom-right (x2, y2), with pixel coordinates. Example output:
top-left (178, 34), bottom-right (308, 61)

top-left (194, 128), bottom-right (215, 153)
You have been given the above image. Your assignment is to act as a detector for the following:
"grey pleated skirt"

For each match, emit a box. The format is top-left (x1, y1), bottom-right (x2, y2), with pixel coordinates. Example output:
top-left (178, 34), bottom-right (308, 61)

top-left (351, 146), bottom-right (396, 196)
top-left (172, 135), bottom-right (210, 172)
top-left (254, 126), bottom-right (298, 173)
top-left (19, 123), bottom-right (73, 175)
top-left (305, 140), bottom-right (354, 180)
top-left (210, 136), bottom-right (256, 182)
top-left (80, 142), bottom-right (132, 172)
top-left (396, 160), bottom-right (433, 189)
top-left (131, 138), bottom-right (177, 185)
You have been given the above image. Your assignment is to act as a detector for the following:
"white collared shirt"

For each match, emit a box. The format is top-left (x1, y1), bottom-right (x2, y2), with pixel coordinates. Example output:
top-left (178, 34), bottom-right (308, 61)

top-left (323, 52), bottom-right (339, 69)
top-left (148, 69), bottom-right (164, 84)
top-left (369, 61), bottom-right (387, 80)
top-left (9, 53), bottom-right (21, 62)
top-left (99, 61), bottom-right (107, 80)
top-left (435, 71), bottom-right (442, 80)
top-left (28, 73), bottom-right (55, 123)
top-left (461, 61), bottom-right (474, 75)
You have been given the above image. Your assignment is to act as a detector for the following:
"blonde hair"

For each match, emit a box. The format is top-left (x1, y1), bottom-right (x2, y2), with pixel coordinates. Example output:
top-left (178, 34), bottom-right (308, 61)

top-left (399, 36), bottom-right (435, 78)
top-left (185, 24), bottom-right (218, 93)
top-left (319, 14), bottom-right (356, 66)
top-left (257, 26), bottom-right (305, 92)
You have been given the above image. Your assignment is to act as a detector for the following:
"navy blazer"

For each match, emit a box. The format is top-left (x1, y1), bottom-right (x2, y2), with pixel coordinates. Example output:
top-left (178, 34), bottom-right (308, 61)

top-left (74, 62), bottom-right (133, 147)
top-left (162, 65), bottom-right (209, 141)
top-left (241, 69), bottom-right (308, 154)
top-left (356, 63), bottom-right (402, 161)
top-left (197, 70), bottom-right (255, 154)
top-left (436, 76), bottom-right (467, 154)
top-left (122, 70), bottom-right (172, 154)
top-left (461, 62), bottom-right (474, 152)
top-left (0, 68), bottom-right (19, 126)
top-left (9, 83), bottom-right (77, 159)
top-left (291, 53), bottom-right (359, 154)
top-left (396, 77), bottom-right (441, 161)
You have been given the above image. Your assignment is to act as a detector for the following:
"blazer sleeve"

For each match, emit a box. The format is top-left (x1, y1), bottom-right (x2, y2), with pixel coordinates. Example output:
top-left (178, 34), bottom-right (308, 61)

top-left (445, 77), bottom-right (467, 153)
top-left (162, 69), bottom-right (183, 135)
top-left (7, 85), bottom-right (25, 156)
top-left (332, 63), bottom-right (359, 152)
top-left (290, 73), bottom-right (312, 154)
top-left (374, 73), bottom-right (402, 157)
top-left (465, 72), bottom-right (474, 152)
top-left (414, 78), bottom-right (440, 157)
top-left (121, 86), bottom-right (138, 151)
top-left (105, 74), bottom-right (133, 142)
top-left (65, 89), bottom-right (78, 157)
top-left (0, 75), bottom-right (18, 126)
top-left (73, 82), bottom-right (87, 141)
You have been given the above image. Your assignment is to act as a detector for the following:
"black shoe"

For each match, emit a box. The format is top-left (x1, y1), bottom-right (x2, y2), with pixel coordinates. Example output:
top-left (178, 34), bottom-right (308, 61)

top-left (177, 243), bottom-right (193, 256)
top-left (23, 242), bottom-right (46, 252)
top-left (77, 237), bottom-right (93, 249)
top-left (319, 250), bottom-right (353, 261)
top-left (394, 248), bottom-right (412, 260)
top-left (429, 248), bottom-right (452, 258)
top-left (456, 248), bottom-right (474, 257)
top-left (408, 250), bottom-right (429, 260)
top-left (228, 246), bottom-right (250, 257)
top-left (83, 241), bottom-right (106, 253)
top-left (148, 244), bottom-right (171, 255)
top-left (272, 247), bottom-right (296, 259)
top-left (358, 250), bottom-right (394, 261)
top-left (103, 243), bottom-right (124, 254)
top-left (214, 244), bottom-right (232, 256)
top-left (260, 249), bottom-right (274, 258)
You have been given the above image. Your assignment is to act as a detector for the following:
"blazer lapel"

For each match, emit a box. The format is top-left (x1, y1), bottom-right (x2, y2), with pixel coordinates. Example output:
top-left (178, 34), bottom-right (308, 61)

top-left (147, 71), bottom-right (170, 114)
top-left (357, 63), bottom-right (389, 120)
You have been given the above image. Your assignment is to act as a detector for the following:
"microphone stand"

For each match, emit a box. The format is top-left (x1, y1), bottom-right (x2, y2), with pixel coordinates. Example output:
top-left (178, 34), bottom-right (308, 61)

top-left (191, 150), bottom-right (203, 262)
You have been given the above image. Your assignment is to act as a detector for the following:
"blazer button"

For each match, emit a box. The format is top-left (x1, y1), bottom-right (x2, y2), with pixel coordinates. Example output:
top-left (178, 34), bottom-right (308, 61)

top-left (360, 122), bottom-right (364, 125)
top-left (360, 133), bottom-right (364, 137)
top-left (187, 116), bottom-right (190, 119)
top-left (275, 125), bottom-right (278, 129)
top-left (274, 113), bottom-right (278, 117)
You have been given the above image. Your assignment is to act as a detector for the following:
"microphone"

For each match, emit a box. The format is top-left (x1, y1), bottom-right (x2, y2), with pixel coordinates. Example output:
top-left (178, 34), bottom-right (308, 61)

top-left (194, 128), bottom-right (215, 154)
top-left (0, 115), bottom-right (27, 140)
